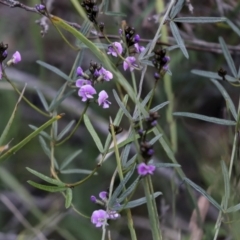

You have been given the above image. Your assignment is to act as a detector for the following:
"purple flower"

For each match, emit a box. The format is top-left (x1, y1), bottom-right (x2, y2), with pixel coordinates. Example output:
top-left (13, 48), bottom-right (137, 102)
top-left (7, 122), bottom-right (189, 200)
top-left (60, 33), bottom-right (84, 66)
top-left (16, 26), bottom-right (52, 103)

top-left (107, 211), bottom-right (120, 220)
top-left (147, 149), bottom-right (154, 156)
top-left (151, 120), bottom-right (157, 127)
top-left (99, 191), bottom-right (108, 200)
top-left (90, 195), bottom-right (97, 203)
top-left (163, 64), bottom-right (169, 71)
top-left (91, 209), bottom-right (108, 228)
top-left (107, 42), bottom-right (123, 57)
top-left (76, 79), bottom-right (92, 88)
top-left (78, 84), bottom-right (96, 102)
top-left (137, 163), bottom-right (156, 176)
top-left (154, 73), bottom-right (160, 80)
top-left (162, 56), bottom-right (170, 71)
top-left (119, 29), bottom-right (123, 35)
top-left (76, 67), bottom-right (84, 76)
top-left (98, 90), bottom-right (111, 108)
top-left (134, 43), bottom-right (145, 53)
top-left (123, 56), bottom-right (137, 71)
top-left (134, 34), bottom-right (140, 43)
top-left (98, 67), bottom-right (113, 81)
top-left (12, 51), bottom-right (21, 64)
top-left (2, 50), bottom-right (7, 59)
top-left (35, 4), bottom-right (45, 11)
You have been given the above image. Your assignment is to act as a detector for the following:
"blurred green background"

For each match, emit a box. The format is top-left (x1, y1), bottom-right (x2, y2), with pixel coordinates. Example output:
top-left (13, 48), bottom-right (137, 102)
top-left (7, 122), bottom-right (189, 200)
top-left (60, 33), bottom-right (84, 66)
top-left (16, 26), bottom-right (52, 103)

top-left (0, 0), bottom-right (240, 239)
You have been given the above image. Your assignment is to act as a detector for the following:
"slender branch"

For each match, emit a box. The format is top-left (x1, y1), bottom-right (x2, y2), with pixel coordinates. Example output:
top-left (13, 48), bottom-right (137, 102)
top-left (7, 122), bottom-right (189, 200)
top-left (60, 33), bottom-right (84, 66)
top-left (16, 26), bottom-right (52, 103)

top-left (1, 0), bottom-right (240, 54)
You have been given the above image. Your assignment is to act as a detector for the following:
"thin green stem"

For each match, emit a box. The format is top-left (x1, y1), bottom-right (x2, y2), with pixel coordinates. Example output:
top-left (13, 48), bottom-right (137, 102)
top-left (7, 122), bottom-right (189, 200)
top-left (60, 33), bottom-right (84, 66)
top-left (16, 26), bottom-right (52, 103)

top-left (4, 74), bottom-right (50, 117)
top-left (142, 176), bottom-right (162, 240)
top-left (156, 0), bottom-right (177, 153)
top-left (56, 102), bottom-right (89, 146)
top-left (147, 80), bottom-right (158, 110)
top-left (109, 122), bottom-right (137, 240)
top-left (214, 98), bottom-right (240, 240)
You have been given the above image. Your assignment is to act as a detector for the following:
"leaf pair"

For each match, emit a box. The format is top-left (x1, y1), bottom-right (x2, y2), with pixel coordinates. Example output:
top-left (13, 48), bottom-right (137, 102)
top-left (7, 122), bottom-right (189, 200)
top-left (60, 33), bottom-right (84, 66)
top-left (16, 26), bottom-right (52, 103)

top-left (26, 167), bottom-right (72, 208)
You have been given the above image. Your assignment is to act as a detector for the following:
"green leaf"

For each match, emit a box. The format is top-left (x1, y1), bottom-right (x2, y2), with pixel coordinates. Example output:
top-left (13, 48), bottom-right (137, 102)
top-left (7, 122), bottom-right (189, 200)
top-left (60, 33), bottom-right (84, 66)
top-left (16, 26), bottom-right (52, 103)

top-left (221, 161), bottom-right (230, 210)
top-left (48, 89), bottom-right (76, 111)
top-left (29, 125), bottom-right (51, 140)
top-left (35, 88), bottom-right (49, 111)
top-left (210, 79), bottom-right (237, 120)
top-left (173, 112), bottom-right (236, 126)
top-left (142, 90), bottom-right (154, 108)
top-left (174, 17), bottom-right (226, 23)
top-left (150, 101), bottom-right (169, 113)
top-left (219, 37), bottom-right (237, 78)
top-left (109, 166), bottom-right (136, 207)
top-left (57, 120), bottom-right (75, 141)
top-left (48, 83), bottom-right (68, 111)
top-left (104, 95), bottom-right (128, 152)
top-left (226, 18), bottom-right (240, 37)
top-left (166, 44), bottom-right (181, 51)
top-left (149, 134), bottom-right (163, 145)
top-left (133, 90), bottom-right (153, 120)
top-left (169, 0), bottom-right (185, 19)
top-left (0, 85), bottom-right (26, 146)
top-left (65, 188), bottom-right (73, 208)
top-left (184, 178), bottom-right (222, 211)
top-left (169, 21), bottom-right (189, 58)
top-left (113, 192), bottom-right (162, 211)
top-left (60, 149), bottom-right (82, 170)
top-left (117, 176), bottom-right (140, 203)
top-left (104, 11), bottom-right (127, 17)
top-left (113, 90), bottom-right (132, 120)
top-left (27, 181), bottom-right (67, 192)
top-left (60, 169), bottom-right (96, 175)
top-left (0, 115), bottom-right (62, 163)
top-left (26, 167), bottom-right (65, 187)
top-left (39, 136), bottom-right (51, 158)
top-left (191, 69), bottom-right (237, 82)
top-left (226, 203), bottom-right (240, 213)
top-left (154, 163), bottom-right (181, 168)
top-left (124, 154), bottom-right (137, 169)
top-left (121, 144), bottom-right (131, 167)
top-left (84, 114), bottom-right (104, 153)
top-left (37, 60), bottom-right (72, 82)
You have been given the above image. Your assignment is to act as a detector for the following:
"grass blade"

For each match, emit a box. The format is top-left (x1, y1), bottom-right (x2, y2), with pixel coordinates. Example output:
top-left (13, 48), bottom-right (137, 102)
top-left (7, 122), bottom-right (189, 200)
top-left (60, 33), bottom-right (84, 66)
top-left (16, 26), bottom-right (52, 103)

top-left (219, 37), bottom-right (237, 77)
top-left (0, 115), bottom-right (63, 163)
top-left (60, 149), bottom-right (82, 170)
top-left (210, 79), bottom-right (237, 120)
top-left (84, 115), bottom-right (104, 153)
top-left (184, 178), bottom-right (222, 211)
top-left (170, 21), bottom-right (189, 58)
top-left (174, 17), bottom-right (226, 23)
top-left (113, 90), bottom-right (132, 120)
top-left (173, 112), bottom-right (236, 126)
top-left (37, 60), bottom-right (72, 82)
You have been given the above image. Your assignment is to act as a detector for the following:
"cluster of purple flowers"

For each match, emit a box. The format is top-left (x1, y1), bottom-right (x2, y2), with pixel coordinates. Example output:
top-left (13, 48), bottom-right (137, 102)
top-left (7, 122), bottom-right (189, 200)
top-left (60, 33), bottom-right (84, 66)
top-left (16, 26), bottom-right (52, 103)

top-left (107, 25), bottom-right (145, 72)
top-left (75, 62), bottom-right (112, 108)
top-left (90, 191), bottom-right (120, 228)
top-left (135, 112), bottom-right (161, 177)
top-left (152, 48), bottom-right (170, 76)
top-left (0, 42), bottom-right (21, 80)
